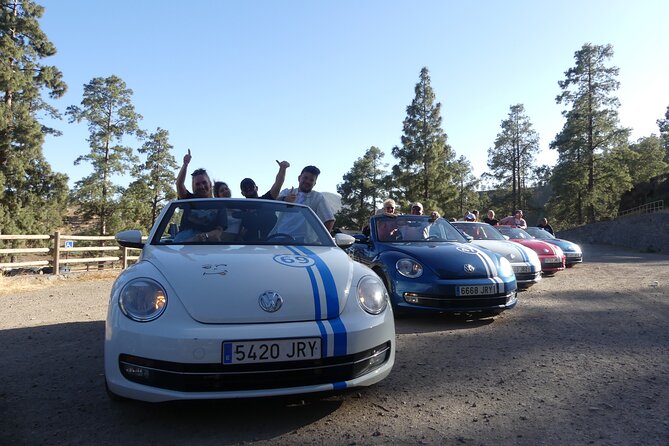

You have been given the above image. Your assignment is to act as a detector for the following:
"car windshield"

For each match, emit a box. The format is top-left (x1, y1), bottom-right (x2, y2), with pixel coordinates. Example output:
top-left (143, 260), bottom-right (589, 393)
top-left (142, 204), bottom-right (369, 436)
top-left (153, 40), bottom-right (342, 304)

top-left (451, 222), bottom-right (506, 241)
top-left (525, 227), bottom-right (555, 240)
top-left (497, 226), bottom-right (533, 240)
top-left (151, 199), bottom-right (335, 246)
top-left (372, 215), bottom-right (467, 243)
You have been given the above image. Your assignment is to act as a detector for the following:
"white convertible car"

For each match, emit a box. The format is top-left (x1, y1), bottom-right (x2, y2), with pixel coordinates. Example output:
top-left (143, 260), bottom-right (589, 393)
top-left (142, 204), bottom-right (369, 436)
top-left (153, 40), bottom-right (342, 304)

top-left (105, 199), bottom-right (395, 402)
top-left (451, 222), bottom-right (542, 288)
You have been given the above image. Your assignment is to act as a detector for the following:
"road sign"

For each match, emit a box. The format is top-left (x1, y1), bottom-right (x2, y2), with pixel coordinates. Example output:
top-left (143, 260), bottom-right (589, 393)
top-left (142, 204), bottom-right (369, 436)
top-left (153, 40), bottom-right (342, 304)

top-left (64, 240), bottom-right (74, 249)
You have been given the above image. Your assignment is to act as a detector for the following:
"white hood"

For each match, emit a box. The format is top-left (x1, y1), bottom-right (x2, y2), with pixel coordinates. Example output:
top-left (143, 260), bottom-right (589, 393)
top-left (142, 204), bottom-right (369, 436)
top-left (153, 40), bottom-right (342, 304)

top-left (471, 240), bottom-right (540, 266)
top-left (144, 244), bottom-right (353, 324)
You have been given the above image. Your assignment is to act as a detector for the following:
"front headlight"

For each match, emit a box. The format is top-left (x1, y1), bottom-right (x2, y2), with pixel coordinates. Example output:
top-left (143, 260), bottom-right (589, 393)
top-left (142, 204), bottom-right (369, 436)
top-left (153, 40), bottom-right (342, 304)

top-left (357, 275), bottom-right (388, 315)
top-left (396, 258), bottom-right (423, 278)
top-left (498, 257), bottom-right (514, 278)
top-left (119, 278), bottom-right (167, 322)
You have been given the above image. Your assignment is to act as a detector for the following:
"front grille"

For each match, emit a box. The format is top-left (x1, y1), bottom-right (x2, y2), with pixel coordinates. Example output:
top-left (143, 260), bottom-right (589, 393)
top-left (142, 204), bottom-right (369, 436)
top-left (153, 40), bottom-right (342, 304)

top-left (515, 271), bottom-right (541, 282)
top-left (403, 293), bottom-right (512, 309)
top-left (119, 341), bottom-right (391, 392)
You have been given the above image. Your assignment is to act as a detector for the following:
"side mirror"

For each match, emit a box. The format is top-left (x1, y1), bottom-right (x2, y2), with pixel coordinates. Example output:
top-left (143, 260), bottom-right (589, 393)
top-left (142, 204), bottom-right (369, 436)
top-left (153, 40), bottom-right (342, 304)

top-left (116, 230), bottom-right (145, 249)
top-left (334, 233), bottom-right (356, 248)
top-left (465, 234), bottom-right (473, 242)
top-left (503, 235), bottom-right (510, 240)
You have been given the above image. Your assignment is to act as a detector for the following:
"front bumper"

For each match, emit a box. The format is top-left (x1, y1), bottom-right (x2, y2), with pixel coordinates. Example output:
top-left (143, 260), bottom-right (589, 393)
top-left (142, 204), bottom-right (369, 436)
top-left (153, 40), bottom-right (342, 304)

top-left (390, 277), bottom-right (517, 313)
top-left (105, 311), bottom-right (395, 402)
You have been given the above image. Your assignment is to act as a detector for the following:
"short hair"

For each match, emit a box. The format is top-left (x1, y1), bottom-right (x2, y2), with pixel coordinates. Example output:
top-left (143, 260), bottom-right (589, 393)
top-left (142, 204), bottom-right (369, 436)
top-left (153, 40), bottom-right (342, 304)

top-left (383, 198), bottom-right (396, 208)
top-left (301, 165), bottom-right (321, 176)
top-left (191, 168), bottom-right (209, 177)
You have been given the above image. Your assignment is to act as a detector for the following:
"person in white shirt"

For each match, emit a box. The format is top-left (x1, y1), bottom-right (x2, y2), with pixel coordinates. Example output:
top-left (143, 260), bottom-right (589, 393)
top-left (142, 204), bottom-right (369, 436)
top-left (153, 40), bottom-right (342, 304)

top-left (277, 166), bottom-right (335, 238)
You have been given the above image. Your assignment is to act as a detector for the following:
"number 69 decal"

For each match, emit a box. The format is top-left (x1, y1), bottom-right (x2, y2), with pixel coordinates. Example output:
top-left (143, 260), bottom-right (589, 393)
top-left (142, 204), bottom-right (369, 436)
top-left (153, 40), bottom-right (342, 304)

top-left (273, 254), bottom-right (315, 268)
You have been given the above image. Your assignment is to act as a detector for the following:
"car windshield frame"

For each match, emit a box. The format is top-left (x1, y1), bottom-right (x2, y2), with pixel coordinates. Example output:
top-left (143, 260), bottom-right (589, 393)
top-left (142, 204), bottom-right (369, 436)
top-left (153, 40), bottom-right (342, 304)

top-left (150, 198), bottom-right (336, 247)
top-left (370, 215), bottom-right (468, 243)
top-left (497, 226), bottom-right (534, 240)
top-left (524, 227), bottom-right (556, 240)
top-left (451, 222), bottom-right (507, 241)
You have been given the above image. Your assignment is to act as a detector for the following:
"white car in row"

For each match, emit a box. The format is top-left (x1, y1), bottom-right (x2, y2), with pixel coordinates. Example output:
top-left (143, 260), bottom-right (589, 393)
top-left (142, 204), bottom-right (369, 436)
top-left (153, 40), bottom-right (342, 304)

top-left (105, 199), bottom-right (395, 402)
top-left (452, 222), bottom-right (542, 288)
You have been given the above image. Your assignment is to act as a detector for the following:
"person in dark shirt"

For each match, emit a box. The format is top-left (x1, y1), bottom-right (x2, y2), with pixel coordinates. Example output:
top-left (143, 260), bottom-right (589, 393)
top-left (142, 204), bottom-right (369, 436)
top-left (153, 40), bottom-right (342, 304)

top-left (537, 217), bottom-right (555, 235)
top-left (483, 209), bottom-right (498, 226)
top-left (240, 160), bottom-right (290, 200)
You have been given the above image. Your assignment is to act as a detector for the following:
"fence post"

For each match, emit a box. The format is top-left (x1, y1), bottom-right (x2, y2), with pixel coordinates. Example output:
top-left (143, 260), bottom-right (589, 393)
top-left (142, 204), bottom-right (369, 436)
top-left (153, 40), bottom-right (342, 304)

top-left (122, 246), bottom-right (128, 269)
top-left (53, 231), bottom-right (60, 275)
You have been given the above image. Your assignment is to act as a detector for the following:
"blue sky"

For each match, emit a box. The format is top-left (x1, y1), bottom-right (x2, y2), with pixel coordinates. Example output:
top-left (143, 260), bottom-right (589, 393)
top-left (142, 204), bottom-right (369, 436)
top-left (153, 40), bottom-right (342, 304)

top-left (38, 0), bottom-right (669, 196)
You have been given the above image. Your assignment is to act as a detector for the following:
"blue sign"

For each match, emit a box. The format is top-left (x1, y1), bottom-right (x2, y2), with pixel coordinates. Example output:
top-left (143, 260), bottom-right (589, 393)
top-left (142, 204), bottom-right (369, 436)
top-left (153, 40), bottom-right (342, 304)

top-left (64, 240), bottom-right (74, 249)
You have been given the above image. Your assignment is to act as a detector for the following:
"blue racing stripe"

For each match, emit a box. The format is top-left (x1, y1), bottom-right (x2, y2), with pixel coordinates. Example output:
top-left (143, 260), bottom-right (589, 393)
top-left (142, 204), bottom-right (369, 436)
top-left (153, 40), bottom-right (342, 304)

top-left (296, 246), bottom-right (347, 357)
top-left (286, 246), bottom-right (328, 356)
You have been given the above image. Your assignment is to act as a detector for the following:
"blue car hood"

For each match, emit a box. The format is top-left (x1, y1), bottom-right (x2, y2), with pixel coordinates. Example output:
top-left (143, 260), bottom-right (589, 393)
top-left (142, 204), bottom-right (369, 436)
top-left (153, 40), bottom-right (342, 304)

top-left (383, 242), bottom-right (502, 279)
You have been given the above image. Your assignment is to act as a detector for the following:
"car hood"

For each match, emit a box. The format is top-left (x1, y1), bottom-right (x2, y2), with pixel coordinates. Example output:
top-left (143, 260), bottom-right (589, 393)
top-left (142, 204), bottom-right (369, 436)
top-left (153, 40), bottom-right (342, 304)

top-left (510, 239), bottom-right (562, 256)
top-left (470, 240), bottom-right (539, 265)
top-left (543, 238), bottom-right (581, 253)
top-left (383, 242), bottom-right (502, 279)
top-left (144, 245), bottom-right (353, 323)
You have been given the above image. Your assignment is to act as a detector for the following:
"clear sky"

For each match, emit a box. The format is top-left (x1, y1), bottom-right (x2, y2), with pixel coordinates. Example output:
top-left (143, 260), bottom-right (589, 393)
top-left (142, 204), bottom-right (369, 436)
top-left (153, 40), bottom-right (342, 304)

top-left (38, 0), bottom-right (669, 196)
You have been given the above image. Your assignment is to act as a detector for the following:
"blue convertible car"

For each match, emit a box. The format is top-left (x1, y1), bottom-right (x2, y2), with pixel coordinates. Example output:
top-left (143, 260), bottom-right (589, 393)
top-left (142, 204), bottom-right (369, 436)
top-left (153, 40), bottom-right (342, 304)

top-left (348, 214), bottom-right (517, 315)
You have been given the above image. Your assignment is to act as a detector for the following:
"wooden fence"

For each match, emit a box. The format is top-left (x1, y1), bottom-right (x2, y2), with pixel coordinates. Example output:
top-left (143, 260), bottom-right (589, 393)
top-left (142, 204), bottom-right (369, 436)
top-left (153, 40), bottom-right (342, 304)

top-left (0, 231), bottom-right (142, 275)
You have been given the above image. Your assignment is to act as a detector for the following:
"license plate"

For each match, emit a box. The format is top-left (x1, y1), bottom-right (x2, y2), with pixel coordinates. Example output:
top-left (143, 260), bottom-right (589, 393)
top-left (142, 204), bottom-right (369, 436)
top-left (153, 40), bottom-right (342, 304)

top-left (456, 284), bottom-right (498, 296)
top-left (223, 337), bottom-right (321, 364)
top-left (513, 265), bottom-right (532, 273)
top-left (544, 257), bottom-right (561, 263)
top-left (564, 252), bottom-right (580, 258)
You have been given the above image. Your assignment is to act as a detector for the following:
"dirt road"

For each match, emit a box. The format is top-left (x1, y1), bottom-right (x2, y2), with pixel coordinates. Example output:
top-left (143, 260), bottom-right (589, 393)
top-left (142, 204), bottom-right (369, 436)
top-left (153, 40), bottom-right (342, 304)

top-left (1, 244), bottom-right (668, 445)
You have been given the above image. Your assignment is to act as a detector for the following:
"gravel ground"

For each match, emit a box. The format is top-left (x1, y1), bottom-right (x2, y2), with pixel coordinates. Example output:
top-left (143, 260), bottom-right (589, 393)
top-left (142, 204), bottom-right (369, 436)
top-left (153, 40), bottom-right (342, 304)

top-left (0, 243), bottom-right (668, 446)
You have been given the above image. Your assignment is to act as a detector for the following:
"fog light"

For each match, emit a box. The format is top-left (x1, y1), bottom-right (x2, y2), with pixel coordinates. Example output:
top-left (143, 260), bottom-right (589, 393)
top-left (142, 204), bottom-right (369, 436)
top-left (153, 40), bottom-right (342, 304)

top-left (404, 292), bottom-right (419, 303)
top-left (122, 364), bottom-right (150, 379)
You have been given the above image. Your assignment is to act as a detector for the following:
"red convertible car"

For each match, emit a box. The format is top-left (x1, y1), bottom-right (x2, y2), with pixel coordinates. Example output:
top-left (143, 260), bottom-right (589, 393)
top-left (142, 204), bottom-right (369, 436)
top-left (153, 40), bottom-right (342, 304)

top-left (496, 226), bottom-right (566, 275)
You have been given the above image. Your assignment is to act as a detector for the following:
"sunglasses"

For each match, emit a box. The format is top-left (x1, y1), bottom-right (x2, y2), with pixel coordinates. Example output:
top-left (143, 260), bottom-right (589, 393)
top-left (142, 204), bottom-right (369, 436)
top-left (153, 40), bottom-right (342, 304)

top-left (385, 206), bottom-right (395, 211)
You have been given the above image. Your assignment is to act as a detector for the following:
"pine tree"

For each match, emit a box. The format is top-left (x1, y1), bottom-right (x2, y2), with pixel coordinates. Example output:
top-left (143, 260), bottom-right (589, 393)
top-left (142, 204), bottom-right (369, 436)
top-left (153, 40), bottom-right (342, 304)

top-left (0, 0), bottom-right (68, 234)
top-left (549, 43), bottom-right (630, 225)
top-left (119, 128), bottom-right (178, 231)
top-left (336, 146), bottom-right (387, 230)
top-left (66, 75), bottom-right (142, 235)
top-left (451, 156), bottom-right (479, 218)
top-left (391, 67), bottom-right (455, 214)
top-left (658, 105), bottom-right (669, 163)
top-left (487, 104), bottom-right (539, 211)
top-left (626, 136), bottom-right (668, 184)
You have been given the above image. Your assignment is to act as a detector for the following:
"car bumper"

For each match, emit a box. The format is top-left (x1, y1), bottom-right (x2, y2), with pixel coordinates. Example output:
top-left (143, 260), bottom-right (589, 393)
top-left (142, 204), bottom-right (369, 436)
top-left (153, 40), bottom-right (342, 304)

top-left (390, 278), bottom-right (517, 313)
top-left (564, 252), bottom-right (583, 265)
top-left (105, 311), bottom-right (395, 402)
top-left (515, 270), bottom-right (542, 288)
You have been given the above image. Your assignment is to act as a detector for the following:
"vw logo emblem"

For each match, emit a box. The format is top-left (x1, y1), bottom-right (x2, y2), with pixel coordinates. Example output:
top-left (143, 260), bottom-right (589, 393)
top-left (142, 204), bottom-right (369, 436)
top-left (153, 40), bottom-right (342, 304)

top-left (259, 291), bottom-right (283, 312)
top-left (464, 264), bottom-right (475, 273)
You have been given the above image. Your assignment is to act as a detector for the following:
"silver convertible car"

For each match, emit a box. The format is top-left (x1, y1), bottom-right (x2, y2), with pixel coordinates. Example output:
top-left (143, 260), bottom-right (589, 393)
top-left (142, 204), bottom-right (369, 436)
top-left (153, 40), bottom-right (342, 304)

top-left (105, 199), bottom-right (395, 402)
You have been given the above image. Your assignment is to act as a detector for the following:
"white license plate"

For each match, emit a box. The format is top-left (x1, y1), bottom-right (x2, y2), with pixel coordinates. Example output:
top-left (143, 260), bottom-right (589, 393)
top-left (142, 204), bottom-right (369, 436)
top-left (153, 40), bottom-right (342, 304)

top-left (456, 284), bottom-right (498, 296)
top-left (565, 252), bottom-right (580, 258)
top-left (544, 257), bottom-right (562, 263)
top-left (223, 337), bottom-right (321, 364)
top-left (513, 265), bottom-right (532, 273)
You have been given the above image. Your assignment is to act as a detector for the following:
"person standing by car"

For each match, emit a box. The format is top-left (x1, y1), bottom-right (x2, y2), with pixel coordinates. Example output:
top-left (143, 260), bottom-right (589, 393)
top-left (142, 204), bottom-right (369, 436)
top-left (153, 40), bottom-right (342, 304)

top-left (499, 210), bottom-right (527, 229)
top-left (240, 160), bottom-right (290, 200)
top-left (537, 217), bottom-right (555, 235)
top-left (483, 209), bottom-right (498, 226)
top-left (278, 165), bottom-right (335, 232)
top-left (176, 149), bottom-right (213, 199)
